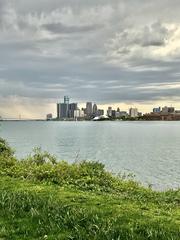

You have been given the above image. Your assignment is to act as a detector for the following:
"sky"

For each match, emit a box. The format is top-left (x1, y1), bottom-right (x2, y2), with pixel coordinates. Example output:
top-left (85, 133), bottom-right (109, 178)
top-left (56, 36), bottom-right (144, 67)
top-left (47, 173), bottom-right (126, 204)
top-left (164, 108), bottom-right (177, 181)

top-left (1, 0), bottom-right (180, 118)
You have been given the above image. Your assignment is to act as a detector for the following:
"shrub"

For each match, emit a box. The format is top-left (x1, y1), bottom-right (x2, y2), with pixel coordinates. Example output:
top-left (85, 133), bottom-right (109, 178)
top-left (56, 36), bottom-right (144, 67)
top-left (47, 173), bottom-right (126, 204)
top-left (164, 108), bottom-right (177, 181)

top-left (27, 147), bottom-right (57, 165)
top-left (0, 138), bottom-right (14, 157)
top-left (0, 138), bottom-right (141, 194)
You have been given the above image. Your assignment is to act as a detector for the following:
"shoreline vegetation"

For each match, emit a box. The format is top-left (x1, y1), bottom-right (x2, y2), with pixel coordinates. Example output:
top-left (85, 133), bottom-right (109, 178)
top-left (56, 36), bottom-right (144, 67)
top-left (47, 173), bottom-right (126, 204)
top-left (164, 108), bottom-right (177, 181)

top-left (0, 138), bottom-right (179, 239)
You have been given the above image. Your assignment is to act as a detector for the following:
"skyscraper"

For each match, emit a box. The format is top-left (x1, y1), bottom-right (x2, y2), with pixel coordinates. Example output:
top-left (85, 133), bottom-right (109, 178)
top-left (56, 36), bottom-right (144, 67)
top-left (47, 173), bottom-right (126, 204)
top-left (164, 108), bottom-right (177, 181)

top-left (64, 96), bottom-right (69, 104)
top-left (107, 107), bottom-right (112, 117)
top-left (57, 103), bottom-right (69, 119)
top-left (57, 96), bottom-right (70, 119)
top-left (69, 103), bottom-right (78, 118)
top-left (86, 102), bottom-right (93, 117)
top-left (93, 103), bottom-right (98, 115)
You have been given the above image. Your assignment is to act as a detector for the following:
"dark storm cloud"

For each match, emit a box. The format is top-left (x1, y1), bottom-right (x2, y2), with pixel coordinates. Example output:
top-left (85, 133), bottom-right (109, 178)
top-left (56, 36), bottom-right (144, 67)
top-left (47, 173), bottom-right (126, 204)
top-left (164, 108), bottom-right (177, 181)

top-left (1, 0), bottom-right (180, 117)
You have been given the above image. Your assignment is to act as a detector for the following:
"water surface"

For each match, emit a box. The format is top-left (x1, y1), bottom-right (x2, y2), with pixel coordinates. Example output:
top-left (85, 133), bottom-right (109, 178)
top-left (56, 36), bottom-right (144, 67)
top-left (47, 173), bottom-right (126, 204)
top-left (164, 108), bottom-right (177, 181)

top-left (0, 121), bottom-right (180, 190)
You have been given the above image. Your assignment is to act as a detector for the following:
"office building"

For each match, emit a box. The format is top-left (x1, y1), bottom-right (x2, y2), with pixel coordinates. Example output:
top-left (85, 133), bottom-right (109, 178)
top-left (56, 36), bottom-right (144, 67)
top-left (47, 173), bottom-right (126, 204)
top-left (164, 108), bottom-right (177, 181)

top-left (119, 111), bottom-right (128, 117)
top-left (86, 102), bottom-right (93, 116)
top-left (112, 110), bottom-right (116, 117)
top-left (107, 107), bottom-right (112, 117)
top-left (162, 106), bottom-right (175, 113)
top-left (69, 103), bottom-right (78, 118)
top-left (57, 96), bottom-right (70, 119)
top-left (74, 109), bottom-right (80, 118)
top-left (57, 103), bottom-right (61, 119)
top-left (57, 103), bottom-right (69, 119)
top-left (129, 108), bottom-right (138, 118)
top-left (161, 106), bottom-right (168, 113)
top-left (74, 109), bottom-right (85, 118)
top-left (96, 109), bottom-right (104, 116)
top-left (115, 111), bottom-right (120, 118)
top-left (93, 103), bottom-right (98, 115)
top-left (167, 107), bottom-right (175, 113)
top-left (64, 96), bottom-right (69, 104)
top-left (153, 107), bottom-right (161, 113)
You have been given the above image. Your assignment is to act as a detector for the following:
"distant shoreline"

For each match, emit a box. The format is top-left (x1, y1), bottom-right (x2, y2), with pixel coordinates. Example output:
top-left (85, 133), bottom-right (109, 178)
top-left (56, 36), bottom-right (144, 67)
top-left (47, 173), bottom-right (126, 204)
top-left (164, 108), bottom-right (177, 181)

top-left (1, 119), bottom-right (180, 122)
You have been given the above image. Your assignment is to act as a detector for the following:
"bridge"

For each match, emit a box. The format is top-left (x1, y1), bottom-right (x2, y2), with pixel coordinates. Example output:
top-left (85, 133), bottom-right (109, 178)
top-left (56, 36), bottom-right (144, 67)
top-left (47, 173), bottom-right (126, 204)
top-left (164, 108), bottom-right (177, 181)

top-left (0, 117), bottom-right (44, 121)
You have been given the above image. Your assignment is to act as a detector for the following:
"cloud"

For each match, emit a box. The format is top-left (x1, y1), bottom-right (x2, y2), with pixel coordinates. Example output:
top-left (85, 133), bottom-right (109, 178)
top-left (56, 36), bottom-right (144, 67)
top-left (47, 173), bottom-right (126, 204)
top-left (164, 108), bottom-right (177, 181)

top-left (106, 21), bottom-right (172, 62)
top-left (1, 0), bottom-right (180, 117)
top-left (120, 22), bottom-right (168, 47)
top-left (42, 22), bottom-right (102, 34)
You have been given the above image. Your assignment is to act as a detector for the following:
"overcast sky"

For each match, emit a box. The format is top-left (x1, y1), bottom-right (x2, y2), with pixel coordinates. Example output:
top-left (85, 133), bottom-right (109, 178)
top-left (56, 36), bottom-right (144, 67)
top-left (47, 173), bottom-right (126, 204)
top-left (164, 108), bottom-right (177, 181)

top-left (1, 0), bottom-right (180, 118)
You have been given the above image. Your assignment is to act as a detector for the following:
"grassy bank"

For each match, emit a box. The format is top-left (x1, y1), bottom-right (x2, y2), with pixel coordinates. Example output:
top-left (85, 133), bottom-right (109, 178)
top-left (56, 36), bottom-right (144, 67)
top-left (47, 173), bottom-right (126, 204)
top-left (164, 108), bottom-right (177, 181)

top-left (0, 138), bottom-right (179, 239)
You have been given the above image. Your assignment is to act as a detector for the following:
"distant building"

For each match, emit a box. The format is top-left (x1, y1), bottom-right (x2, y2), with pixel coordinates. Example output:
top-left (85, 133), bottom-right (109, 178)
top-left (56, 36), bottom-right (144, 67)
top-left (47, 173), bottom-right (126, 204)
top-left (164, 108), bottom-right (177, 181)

top-left (167, 107), bottom-right (175, 113)
top-left (74, 109), bottom-right (85, 119)
top-left (80, 109), bottom-right (85, 118)
top-left (57, 103), bottom-right (69, 119)
top-left (57, 103), bottom-right (60, 119)
top-left (69, 103), bottom-right (78, 118)
top-left (112, 110), bottom-right (116, 117)
top-left (161, 106), bottom-right (168, 113)
top-left (153, 107), bottom-right (161, 113)
top-left (162, 106), bottom-right (175, 113)
top-left (86, 102), bottom-right (93, 117)
top-left (129, 108), bottom-right (138, 118)
top-left (143, 112), bottom-right (180, 121)
top-left (81, 108), bottom-right (86, 115)
top-left (107, 107), bottom-right (112, 117)
top-left (93, 104), bottom-right (98, 115)
top-left (64, 96), bottom-right (70, 104)
top-left (74, 110), bottom-right (80, 118)
top-left (96, 109), bottom-right (104, 116)
top-left (119, 111), bottom-right (128, 117)
top-left (57, 96), bottom-right (70, 119)
top-left (115, 111), bottom-right (120, 118)
top-left (46, 113), bottom-right (53, 120)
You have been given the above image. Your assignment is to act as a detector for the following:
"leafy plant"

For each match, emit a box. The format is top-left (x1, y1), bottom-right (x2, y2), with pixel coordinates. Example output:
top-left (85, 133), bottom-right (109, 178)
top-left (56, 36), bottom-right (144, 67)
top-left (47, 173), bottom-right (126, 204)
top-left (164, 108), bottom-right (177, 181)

top-left (0, 138), bottom-right (14, 157)
top-left (27, 147), bottom-right (57, 165)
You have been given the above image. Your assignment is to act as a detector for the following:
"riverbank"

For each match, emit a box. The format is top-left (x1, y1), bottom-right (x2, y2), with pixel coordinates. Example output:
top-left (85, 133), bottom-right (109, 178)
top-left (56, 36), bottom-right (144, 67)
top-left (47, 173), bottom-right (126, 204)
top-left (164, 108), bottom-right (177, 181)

top-left (0, 138), bottom-right (179, 239)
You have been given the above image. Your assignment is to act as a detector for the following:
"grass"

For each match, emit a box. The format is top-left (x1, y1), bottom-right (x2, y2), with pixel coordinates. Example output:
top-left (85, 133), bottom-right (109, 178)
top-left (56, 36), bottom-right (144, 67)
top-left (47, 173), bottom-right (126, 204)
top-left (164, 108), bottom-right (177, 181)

top-left (0, 138), bottom-right (179, 239)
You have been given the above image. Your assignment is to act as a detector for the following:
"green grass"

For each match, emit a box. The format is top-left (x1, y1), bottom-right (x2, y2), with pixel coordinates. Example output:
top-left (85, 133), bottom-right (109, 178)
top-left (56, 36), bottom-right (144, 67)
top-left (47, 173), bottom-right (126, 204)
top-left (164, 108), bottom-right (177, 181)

top-left (0, 177), bottom-right (179, 240)
top-left (0, 138), bottom-right (179, 239)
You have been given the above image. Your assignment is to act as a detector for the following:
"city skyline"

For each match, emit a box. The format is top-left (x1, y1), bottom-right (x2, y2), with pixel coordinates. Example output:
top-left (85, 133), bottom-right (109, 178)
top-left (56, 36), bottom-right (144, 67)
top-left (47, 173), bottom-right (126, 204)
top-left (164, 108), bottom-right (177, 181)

top-left (1, 94), bottom-right (180, 120)
top-left (43, 95), bottom-right (180, 121)
top-left (1, 1), bottom-right (180, 118)
top-left (0, 96), bottom-right (179, 119)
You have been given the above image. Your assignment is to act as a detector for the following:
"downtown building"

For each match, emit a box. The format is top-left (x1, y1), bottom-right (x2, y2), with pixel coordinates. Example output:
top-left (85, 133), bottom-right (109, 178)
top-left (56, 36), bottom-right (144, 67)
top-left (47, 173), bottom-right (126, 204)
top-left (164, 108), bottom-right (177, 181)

top-left (129, 108), bottom-right (138, 118)
top-left (85, 102), bottom-right (105, 119)
top-left (143, 106), bottom-right (180, 120)
top-left (57, 96), bottom-right (78, 119)
top-left (57, 96), bottom-right (69, 119)
top-left (86, 102), bottom-right (93, 117)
